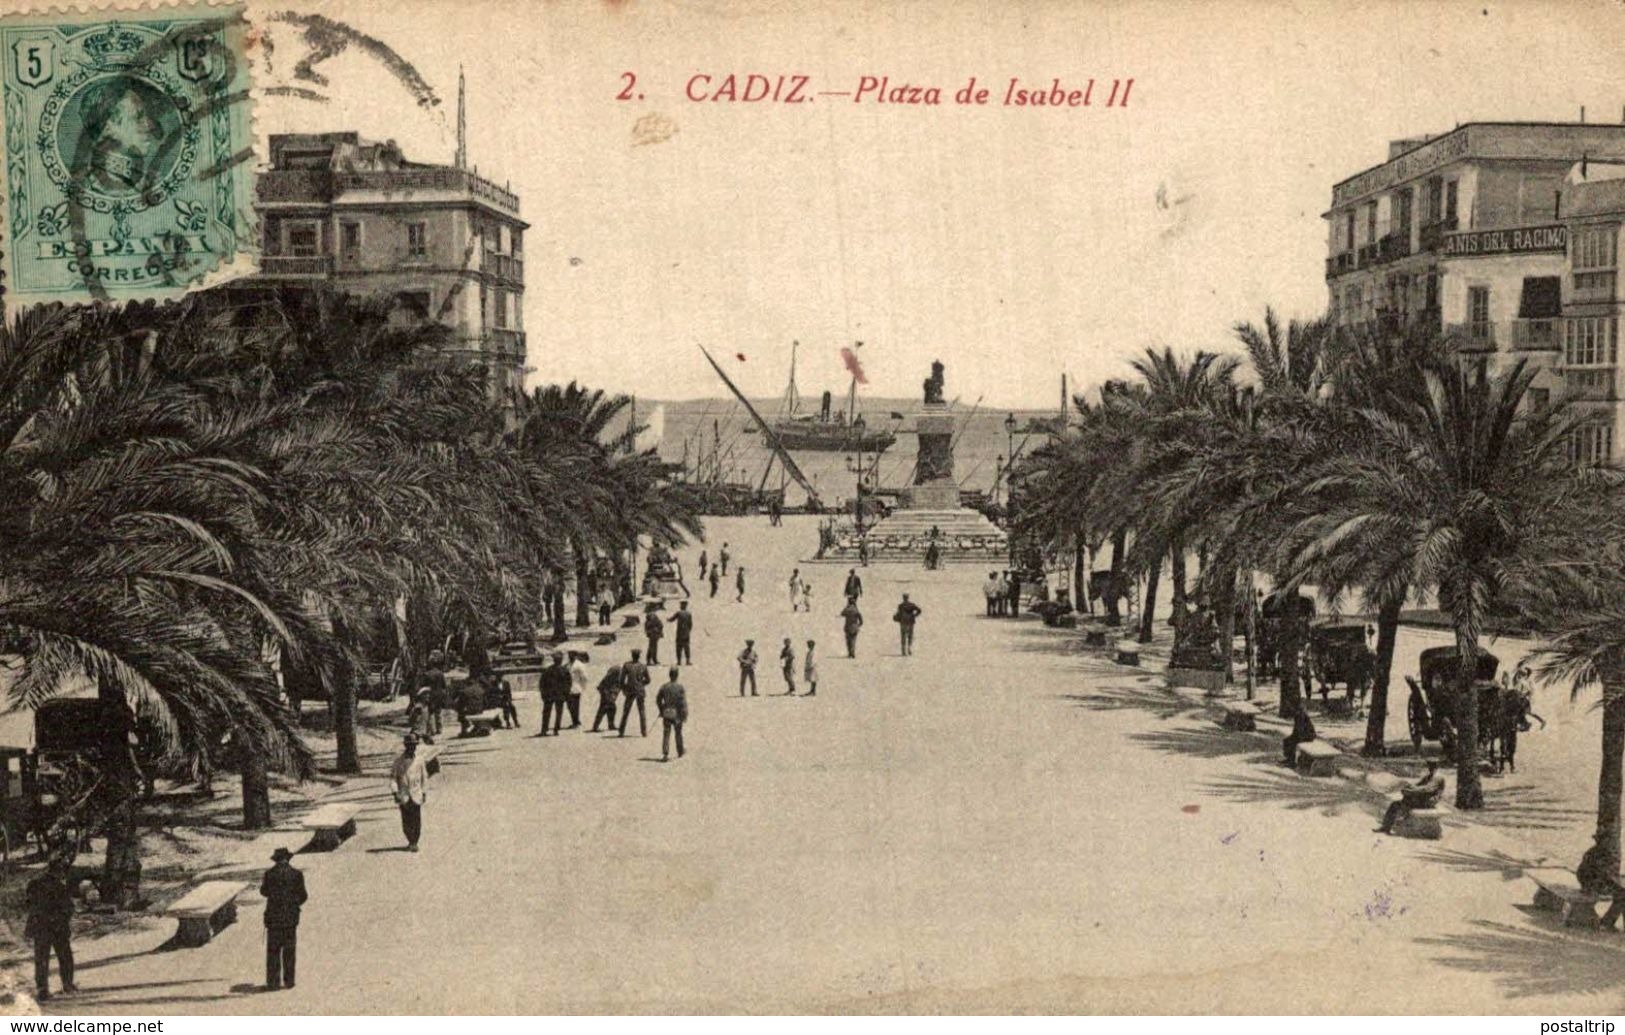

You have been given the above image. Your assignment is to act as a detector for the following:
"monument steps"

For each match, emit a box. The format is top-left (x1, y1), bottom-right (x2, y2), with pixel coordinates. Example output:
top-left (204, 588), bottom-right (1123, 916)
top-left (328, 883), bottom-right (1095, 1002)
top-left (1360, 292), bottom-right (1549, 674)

top-left (812, 362), bottom-right (1009, 564)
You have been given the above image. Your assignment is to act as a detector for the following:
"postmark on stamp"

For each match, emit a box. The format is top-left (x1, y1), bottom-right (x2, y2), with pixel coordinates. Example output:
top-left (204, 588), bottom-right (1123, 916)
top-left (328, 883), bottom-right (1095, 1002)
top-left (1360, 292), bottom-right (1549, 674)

top-left (0, 3), bottom-right (255, 306)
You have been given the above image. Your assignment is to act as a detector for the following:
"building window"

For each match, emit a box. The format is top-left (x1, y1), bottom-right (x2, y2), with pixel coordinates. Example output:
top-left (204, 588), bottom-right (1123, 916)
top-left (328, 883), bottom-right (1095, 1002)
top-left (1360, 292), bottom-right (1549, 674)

top-left (1527, 387), bottom-right (1550, 413)
top-left (1444, 180), bottom-right (1458, 227)
top-left (1468, 285), bottom-right (1491, 343)
top-left (492, 289), bottom-right (509, 329)
top-left (1365, 202), bottom-right (1377, 245)
top-left (407, 222), bottom-right (428, 258)
top-left (1573, 224), bottom-right (1619, 300)
top-left (1344, 211), bottom-right (1355, 252)
top-left (1565, 316), bottom-right (1619, 366)
top-left (1426, 177), bottom-right (1443, 223)
top-left (396, 291), bottom-right (432, 321)
top-left (341, 222), bottom-right (361, 255)
top-left (1425, 270), bottom-right (1439, 312)
top-left (1574, 225), bottom-right (1619, 270)
top-left (1569, 423), bottom-right (1614, 467)
top-left (285, 220), bottom-right (320, 258)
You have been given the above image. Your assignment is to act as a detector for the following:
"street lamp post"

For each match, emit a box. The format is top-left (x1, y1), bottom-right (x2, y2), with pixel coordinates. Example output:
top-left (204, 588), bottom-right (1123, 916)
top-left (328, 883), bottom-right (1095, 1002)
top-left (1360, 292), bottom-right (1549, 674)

top-left (1003, 412), bottom-right (1019, 568)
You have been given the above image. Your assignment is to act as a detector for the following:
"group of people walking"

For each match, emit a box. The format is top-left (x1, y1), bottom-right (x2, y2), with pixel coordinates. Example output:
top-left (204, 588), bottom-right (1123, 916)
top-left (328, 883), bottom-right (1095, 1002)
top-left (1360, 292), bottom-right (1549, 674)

top-left (699, 543), bottom-right (747, 602)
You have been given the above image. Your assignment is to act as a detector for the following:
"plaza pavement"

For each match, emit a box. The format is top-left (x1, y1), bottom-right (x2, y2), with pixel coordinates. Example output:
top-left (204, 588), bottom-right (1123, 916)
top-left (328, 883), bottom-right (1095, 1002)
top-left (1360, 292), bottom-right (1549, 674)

top-left (35, 515), bottom-right (1625, 1014)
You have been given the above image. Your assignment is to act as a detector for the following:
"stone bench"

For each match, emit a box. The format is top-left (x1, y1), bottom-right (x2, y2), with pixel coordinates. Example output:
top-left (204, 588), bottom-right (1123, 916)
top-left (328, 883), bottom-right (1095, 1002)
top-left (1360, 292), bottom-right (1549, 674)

top-left (1528, 868), bottom-right (1605, 928)
top-left (1168, 666), bottom-right (1226, 694)
top-left (169, 880), bottom-right (246, 947)
top-left (1083, 629), bottom-right (1108, 648)
top-left (301, 801), bottom-right (363, 851)
top-left (1394, 806), bottom-right (1443, 840)
top-left (1114, 641), bottom-right (1140, 666)
top-left (1294, 740), bottom-right (1341, 777)
top-left (1218, 700), bottom-right (1259, 732)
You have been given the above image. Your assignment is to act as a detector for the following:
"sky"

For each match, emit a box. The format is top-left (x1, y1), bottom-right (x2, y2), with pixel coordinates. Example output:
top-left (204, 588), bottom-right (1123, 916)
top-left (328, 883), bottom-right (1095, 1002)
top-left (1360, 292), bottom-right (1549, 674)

top-left (251, 0), bottom-right (1624, 408)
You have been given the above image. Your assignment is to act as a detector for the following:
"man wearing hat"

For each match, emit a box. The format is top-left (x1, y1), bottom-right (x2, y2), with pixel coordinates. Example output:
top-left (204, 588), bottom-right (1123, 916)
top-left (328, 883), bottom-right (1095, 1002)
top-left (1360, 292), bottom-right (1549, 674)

top-left (25, 857), bottom-right (76, 1001)
top-left (260, 846), bottom-right (307, 990)
top-left (391, 734), bottom-right (429, 852)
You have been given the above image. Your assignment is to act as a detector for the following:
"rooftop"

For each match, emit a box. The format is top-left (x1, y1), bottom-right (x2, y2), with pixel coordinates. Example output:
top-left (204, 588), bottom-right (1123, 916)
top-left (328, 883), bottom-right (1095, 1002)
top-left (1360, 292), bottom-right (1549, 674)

top-left (261, 132), bottom-right (522, 218)
top-left (1331, 121), bottom-right (1625, 208)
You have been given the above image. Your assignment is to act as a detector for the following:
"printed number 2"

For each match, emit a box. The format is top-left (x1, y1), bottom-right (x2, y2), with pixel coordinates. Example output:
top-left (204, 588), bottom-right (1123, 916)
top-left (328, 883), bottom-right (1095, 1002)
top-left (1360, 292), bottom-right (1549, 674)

top-left (617, 72), bottom-right (636, 100)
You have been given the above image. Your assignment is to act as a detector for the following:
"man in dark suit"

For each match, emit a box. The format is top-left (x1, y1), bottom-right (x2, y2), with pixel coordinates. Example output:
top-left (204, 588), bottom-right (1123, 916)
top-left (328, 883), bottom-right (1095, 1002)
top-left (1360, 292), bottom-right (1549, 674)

top-left (260, 847), bottom-right (307, 991)
top-left (538, 653), bottom-right (570, 736)
top-left (26, 858), bottom-right (76, 1001)
top-left (657, 667), bottom-right (689, 762)
top-left (644, 608), bottom-right (665, 664)
top-left (673, 601), bottom-right (694, 665)
top-left (844, 569), bottom-right (863, 602)
top-left (894, 594), bottom-right (922, 656)
top-left (618, 648), bottom-right (651, 737)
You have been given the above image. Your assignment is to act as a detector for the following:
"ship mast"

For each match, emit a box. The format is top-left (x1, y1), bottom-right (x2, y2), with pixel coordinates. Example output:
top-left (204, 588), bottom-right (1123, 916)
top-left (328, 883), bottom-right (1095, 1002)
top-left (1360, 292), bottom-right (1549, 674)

top-left (844, 340), bottom-right (863, 425)
top-left (785, 341), bottom-right (800, 417)
top-left (699, 346), bottom-right (822, 508)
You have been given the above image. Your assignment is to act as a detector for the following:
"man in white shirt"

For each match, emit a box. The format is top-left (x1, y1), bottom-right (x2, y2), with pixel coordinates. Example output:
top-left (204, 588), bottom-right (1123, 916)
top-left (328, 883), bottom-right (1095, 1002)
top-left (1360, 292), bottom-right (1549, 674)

top-left (567, 651), bottom-right (590, 728)
top-left (983, 572), bottom-right (1001, 617)
top-left (390, 735), bottom-right (428, 852)
top-left (788, 569), bottom-right (806, 612)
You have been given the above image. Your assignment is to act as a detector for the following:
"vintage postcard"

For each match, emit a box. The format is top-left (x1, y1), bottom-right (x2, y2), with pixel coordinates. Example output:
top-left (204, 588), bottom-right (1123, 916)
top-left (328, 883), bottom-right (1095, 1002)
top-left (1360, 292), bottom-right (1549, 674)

top-left (1, 0), bottom-right (1625, 1022)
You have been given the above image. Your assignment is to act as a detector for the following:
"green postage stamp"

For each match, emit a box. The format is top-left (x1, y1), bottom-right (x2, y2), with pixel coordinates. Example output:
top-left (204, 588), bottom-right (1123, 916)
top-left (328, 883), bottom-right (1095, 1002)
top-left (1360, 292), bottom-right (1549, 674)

top-left (0, 3), bottom-right (255, 305)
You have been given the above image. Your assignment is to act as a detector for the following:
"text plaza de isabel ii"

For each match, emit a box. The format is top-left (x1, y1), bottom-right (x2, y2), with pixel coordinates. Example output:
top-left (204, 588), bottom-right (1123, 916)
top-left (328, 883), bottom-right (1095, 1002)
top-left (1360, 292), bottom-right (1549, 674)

top-left (1325, 121), bottom-right (1625, 464)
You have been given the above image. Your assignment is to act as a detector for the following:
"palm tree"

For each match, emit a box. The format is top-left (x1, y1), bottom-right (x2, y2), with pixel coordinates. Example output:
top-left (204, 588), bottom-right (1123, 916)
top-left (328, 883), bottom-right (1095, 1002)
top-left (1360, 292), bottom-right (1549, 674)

top-left (0, 305), bottom-right (311, 893)
top-left (1497, 480), bottom-right (1625, 880)
top-left (1294, 353), bottom-right (1582, 808)
top-left (510, 384), bottom-right (703, 638)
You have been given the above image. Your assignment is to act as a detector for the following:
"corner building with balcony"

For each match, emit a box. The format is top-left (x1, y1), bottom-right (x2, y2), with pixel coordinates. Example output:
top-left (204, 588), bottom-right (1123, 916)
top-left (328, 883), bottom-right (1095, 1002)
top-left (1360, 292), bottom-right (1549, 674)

top-left (1324, 124), bottom-right (1625, 421)
top-left (248, 133), bottom-right (528, 396)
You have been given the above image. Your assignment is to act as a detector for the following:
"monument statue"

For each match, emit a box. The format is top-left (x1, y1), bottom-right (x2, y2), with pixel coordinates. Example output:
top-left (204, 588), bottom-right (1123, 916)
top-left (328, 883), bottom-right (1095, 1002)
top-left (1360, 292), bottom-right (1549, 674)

top-left (914, 360), bottom-right (954, 487)
top-left (923, 360), bottom-right (945, 405)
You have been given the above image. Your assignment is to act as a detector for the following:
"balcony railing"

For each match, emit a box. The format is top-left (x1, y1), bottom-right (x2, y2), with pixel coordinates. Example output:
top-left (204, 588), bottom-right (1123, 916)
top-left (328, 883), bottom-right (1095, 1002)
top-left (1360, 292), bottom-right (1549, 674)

top-left (258, 169), bottom-right (333, 203)
top-left (333, 169), bottom-right (520, 214)
top-left (1419, 217), bottom-right (1458, 252)
top-left (1377, 232), bottom-right (1411, 262)
top-left (1445, 321), bottom-right (1497, 351)
top-left (1511, 318), bottom-right (1560, 351)
top-left (258, 255), bottom-right (333, 277)
top-left (1325, 252), bottom-right (1356, 278)
top-left (1356, 244), bottom-right (1378, 269)
top-left (1562, 366), bottom-right (1618, 402)
top-left (483, 250), bottom-right (524, 283)
top-left (487, 328), bottom-right (526, 360)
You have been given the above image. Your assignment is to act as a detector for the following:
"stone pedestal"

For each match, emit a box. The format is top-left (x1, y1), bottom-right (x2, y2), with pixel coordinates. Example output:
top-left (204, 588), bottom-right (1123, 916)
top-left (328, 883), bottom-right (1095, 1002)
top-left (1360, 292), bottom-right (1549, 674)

top-left (813, 362), bottom-right (1009, 564)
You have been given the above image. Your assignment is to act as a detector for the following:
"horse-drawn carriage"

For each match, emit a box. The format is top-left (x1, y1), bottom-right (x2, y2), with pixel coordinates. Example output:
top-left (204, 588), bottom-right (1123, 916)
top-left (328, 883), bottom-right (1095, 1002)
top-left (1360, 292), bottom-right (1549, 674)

top-left (1257, 591), bottom-right (1315, 679)
top-left (1406, 645), bottom-right (1502, 759)
top-left (3, 699), bottom-right (142, 863)
top-left (1304, 623), bottom-right (1376, 711)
